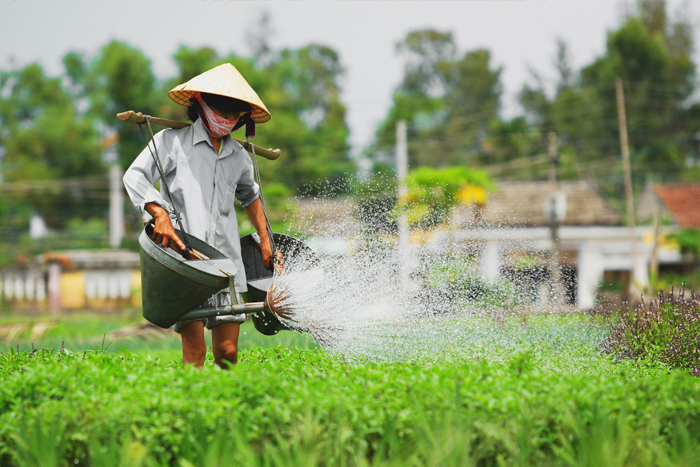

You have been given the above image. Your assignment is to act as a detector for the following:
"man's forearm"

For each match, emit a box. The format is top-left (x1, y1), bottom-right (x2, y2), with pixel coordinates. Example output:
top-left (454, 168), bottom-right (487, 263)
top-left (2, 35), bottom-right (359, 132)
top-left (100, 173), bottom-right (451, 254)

top-left (145, 202), bottom-right (169, 220)
top-left (244, 197), bottom-right (283, 272)
top-left (243, 198), bottom-right (269, 240)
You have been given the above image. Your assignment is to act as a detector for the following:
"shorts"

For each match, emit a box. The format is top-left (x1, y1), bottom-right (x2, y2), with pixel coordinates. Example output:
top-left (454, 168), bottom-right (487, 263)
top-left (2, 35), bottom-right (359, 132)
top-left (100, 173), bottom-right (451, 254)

top-left (172, 290), bottom-right (249, 334)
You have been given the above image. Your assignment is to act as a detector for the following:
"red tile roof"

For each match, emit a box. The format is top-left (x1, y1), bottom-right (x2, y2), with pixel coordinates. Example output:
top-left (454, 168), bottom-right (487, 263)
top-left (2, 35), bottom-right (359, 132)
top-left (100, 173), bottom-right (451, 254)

top-left (654, 184), bottom-right (700, 228)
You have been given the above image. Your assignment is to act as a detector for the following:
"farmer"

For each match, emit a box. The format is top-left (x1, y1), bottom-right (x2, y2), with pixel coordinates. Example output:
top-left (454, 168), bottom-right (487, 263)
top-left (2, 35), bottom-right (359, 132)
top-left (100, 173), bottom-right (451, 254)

top-left (123, 64), bottom-right (282, 368)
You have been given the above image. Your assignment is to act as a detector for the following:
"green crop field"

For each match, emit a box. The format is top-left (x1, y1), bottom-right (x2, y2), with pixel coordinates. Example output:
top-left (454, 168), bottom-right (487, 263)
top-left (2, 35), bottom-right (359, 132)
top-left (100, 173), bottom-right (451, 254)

top-left (1, 310), bottom-right (699, 467)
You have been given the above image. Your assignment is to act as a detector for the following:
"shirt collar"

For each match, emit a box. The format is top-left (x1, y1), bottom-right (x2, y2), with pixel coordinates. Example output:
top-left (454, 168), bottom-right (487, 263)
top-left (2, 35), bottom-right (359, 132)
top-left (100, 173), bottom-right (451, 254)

top-left (191, 118), bottom-right (235, 159)
top-left (192, 118), bottom-right (212, 148)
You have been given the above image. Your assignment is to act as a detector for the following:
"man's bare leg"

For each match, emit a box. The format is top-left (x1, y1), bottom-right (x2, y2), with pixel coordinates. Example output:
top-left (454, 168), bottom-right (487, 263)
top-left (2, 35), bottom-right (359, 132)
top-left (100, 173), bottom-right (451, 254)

top-left (212, 322), bottom-right (240, 369)
top-left (181, 321), bottom-right (207, 367)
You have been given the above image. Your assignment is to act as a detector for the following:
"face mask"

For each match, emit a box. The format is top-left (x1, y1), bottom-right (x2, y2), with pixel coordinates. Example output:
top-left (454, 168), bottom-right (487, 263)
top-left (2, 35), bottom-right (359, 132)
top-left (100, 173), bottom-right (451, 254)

top-left (194, 93), bottom-right (239, 137)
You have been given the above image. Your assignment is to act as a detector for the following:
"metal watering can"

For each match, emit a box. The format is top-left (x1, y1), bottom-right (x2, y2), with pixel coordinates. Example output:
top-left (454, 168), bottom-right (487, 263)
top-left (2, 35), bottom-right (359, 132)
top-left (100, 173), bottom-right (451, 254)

top-left (139, 224), bottom-right (316, 334)
top-left (240, 232), bottom-right (319, 335)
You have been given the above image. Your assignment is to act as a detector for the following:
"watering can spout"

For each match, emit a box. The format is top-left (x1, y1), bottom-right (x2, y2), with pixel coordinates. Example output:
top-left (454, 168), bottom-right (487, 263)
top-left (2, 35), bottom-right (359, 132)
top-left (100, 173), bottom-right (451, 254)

top-left (264, 283), bottom-right (292, 320)
top-left (174, 284), bottom-right (287, 323)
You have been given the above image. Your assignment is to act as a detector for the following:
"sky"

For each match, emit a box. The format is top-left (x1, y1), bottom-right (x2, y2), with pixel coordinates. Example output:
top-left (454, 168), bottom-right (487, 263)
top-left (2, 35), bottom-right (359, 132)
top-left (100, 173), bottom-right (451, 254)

top-left (1, 0), bottom-right (698, 157)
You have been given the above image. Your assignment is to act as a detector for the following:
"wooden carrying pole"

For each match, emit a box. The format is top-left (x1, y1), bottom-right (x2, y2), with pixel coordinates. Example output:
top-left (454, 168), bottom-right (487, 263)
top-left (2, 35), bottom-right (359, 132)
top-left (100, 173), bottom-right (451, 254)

top-left (117, 111), bottom-right (281, 161)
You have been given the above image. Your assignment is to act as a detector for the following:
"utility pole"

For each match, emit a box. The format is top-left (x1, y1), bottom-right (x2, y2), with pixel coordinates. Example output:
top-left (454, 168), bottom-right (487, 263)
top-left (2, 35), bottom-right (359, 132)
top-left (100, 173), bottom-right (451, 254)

top-left (109, 164), bottom-right (124, 249)
top-left (548, 132), bottom-right (564, 304)
top-left (102, 129), bottom-right (124, 249)
top-left (396, 121), bottom-right (408, 190)
top-left (616, 77), bottom-right (639, 299)
top-left (396, 121), bottom-right (410, 291)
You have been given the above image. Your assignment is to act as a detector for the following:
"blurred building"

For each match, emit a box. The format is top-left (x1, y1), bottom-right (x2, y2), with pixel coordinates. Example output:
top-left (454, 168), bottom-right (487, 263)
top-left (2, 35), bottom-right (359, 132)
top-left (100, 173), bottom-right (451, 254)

top-left (1, 250), bottom-right (141, 312)
top-left (452, 181), bottom-right (682, 308)
top-left (293, 180), bottom-right (685, 309)
top-left (453, 181), bottom-right (621, 227)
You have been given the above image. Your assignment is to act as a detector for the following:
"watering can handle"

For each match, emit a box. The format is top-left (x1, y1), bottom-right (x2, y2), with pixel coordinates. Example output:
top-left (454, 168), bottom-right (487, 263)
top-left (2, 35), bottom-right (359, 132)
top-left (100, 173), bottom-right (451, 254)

top-left (146, 220), bottom-right (209, 261)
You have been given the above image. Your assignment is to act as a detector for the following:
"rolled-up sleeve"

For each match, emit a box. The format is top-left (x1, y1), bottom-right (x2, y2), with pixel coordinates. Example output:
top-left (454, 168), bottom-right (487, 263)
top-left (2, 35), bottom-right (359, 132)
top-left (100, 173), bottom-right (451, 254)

top-left (235, 157), bottom-right (260, 208)
top-left (122, 131), bottom-right (174, 221)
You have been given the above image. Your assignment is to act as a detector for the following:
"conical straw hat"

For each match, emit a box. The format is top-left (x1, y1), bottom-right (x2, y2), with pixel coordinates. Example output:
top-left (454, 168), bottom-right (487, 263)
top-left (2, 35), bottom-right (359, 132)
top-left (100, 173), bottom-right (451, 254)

top-left (169, 63), bottom-right (270, 123)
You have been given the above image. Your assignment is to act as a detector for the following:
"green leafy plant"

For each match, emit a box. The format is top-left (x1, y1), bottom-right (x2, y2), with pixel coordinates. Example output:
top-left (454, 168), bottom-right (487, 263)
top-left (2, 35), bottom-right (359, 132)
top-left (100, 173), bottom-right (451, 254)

top-left (426, 254), bottom-right (518, 310)
top-left (390, 166), bottom-right (496, 229)
top-left (1, 345), bottom-right (700, 466)
top-left (667, 229), bottom-right (700, 260)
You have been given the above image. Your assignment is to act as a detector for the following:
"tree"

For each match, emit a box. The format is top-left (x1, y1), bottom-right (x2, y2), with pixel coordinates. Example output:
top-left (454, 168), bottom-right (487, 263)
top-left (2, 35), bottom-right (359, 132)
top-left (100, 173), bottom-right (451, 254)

top-left (372, 30), bottom-right (456, 167)
top-left (273, 44), bottom-right (351, 189)
top-left (441, 49), bottom-right (502, 166)
top-left (582, 9), bottom-right (695, 171)
top-left (396, 29), bottom-right (456, 97)
top-left (0, 63), bottom-right (104, 228)
top-left (482, 117), bottom-right (542, 171)
top-left (86, 41), bottom-right (161, 169)
top-left (518, 0), bottom-right (698, 189)
top-left (554, 39), bottom-right (575, 93)
top-left (446, 49), bottom-right (502, 122)
top-left (371, 29), bottom-right (503, 170)
top-left (173, 45), bottom-right (218, 85)
top-left (245, 10), bottom-right (275, 67)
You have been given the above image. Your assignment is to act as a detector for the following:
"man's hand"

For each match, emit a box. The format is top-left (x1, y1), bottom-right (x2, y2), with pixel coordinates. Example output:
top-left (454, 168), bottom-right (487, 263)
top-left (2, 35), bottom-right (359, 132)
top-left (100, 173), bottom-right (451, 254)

top-left (261, 242), bottom-right (285, 274)
top-left (145, 203), bottom-right (186, 252)
top-left (244, 198), bottom-right (285, 273)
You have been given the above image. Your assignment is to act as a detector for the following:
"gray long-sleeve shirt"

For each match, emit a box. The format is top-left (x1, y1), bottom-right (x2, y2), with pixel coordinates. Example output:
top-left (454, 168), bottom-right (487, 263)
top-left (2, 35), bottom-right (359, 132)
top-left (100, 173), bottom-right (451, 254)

top-left (123, 118), bottom-right (260, 293)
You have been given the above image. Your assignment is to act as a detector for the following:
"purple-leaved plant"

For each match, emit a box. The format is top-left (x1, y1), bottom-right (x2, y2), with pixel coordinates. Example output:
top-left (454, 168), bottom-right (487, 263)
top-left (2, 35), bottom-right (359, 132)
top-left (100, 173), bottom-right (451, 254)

top-left (604, 287), bottom-right (700, 376)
